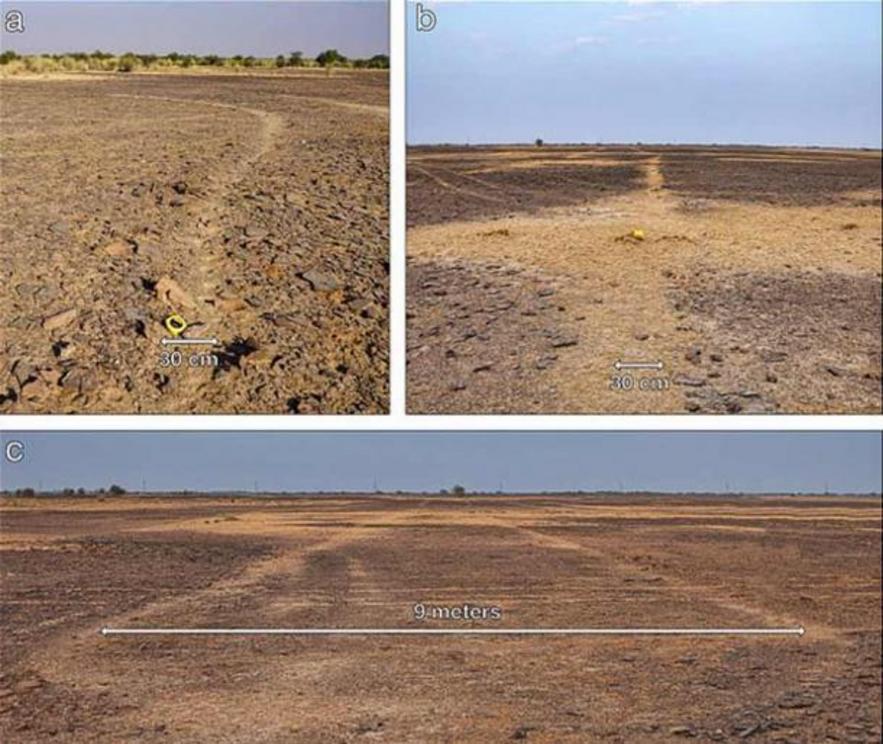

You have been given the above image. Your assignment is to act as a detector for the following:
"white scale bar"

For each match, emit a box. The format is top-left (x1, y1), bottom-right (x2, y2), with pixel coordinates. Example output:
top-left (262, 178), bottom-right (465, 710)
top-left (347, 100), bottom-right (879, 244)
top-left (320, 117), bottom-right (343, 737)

top-left (101, 627), bottom-right (805, 637)
top-left (614, 361), bottom-right (664, 370)
top-left (160, 338), bottom-right (220, 347)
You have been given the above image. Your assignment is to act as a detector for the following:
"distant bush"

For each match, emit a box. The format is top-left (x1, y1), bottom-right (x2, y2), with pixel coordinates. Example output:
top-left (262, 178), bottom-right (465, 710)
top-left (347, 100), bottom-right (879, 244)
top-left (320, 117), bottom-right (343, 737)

top-left (117, 53), bottom-right (138, 72)
top-left (316, 49), bottom-right (346, 67)
top-left (1, 49), bottom-right (389, 76)
top-left (451, 484), bottom-right (466, 495)
top-left (108, 484), bottom-right (126, 495)
top-left (366, 54), bottom-right (389, 69)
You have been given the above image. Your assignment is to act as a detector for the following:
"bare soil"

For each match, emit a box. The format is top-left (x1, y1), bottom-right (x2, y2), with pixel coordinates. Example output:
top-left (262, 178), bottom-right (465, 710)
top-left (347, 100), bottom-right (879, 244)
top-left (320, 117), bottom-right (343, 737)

top-left (2, 494), bottom-right (880, 742)
top-left (407, 146), bottom-right (882, 414)
top-left (0, 71), bottom-right (388, 413)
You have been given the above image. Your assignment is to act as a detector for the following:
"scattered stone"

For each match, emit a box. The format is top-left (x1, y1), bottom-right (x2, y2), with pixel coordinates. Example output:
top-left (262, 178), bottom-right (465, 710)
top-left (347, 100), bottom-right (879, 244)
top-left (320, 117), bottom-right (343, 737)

top-left (685, 346), bottom-right (702, 364)
top-left (60, 367), bottom-right (97, 394)
top-left (512, 726), bottom-right (536, 740)
top-left (244, 225), bottom-right (269, 240)
top-left (155, 276), bottom-right (196, 309)
top-left (824, 365), bottom-right (846, 377)
top-left (217, 294), bottom-right (247, 313)
top-left (301, 269), bottom-right (340, 292)
top-left (133, 241), bottom-right (161, 260)
top-left (550, 336), bottom-right (578, 348)
top-left (778, 695), bottom-right (815, 710)
top-left (634, 332), bottom-right (650, 341)
top-left (42, 308), bottom-right (78, 331)
top-left (669, 725), bottom-right (696, 737)
top-left (760, 350), bottom-right (788, 363)
top-left (673, 375), bottom-right (706, 387)
top-left (738, 724), bottom-right (762, 738)
top-left (102, 238), bottom-right (133, 257)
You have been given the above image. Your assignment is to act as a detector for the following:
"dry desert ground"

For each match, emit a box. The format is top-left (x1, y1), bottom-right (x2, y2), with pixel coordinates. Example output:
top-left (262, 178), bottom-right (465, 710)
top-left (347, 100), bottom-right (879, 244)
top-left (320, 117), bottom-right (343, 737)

top-left (407, 146), bottom-right (882, 414)
top-left (1, 70), bottom-right (388, 413)
top-left (1, 493), bottom-right (880, 742)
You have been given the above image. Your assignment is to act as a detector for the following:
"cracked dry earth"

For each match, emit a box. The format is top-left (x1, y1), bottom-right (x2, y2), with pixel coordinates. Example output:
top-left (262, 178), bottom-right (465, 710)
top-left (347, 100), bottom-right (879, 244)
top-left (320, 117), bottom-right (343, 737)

top-left (1, 495), bottom-right (880, 742)
top-left (406, 146), bottom-right (882, 414)
top-left (0, 71), bottom-right (388, 413)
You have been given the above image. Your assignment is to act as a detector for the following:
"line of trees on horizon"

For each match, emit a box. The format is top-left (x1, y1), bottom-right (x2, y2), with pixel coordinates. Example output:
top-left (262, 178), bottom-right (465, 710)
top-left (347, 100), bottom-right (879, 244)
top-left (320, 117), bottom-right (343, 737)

top-left (0, 49), bottom-right (389, 73)
top-left (3, 486), bottom-right (878, 498)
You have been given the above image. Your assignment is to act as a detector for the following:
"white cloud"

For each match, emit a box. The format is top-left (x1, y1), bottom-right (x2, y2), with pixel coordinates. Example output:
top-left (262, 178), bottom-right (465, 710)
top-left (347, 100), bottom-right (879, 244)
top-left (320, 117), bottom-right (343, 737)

top-left (574, 35), bottom-right (608, 46)
top-left (611, 9), bottom-right (666, 23)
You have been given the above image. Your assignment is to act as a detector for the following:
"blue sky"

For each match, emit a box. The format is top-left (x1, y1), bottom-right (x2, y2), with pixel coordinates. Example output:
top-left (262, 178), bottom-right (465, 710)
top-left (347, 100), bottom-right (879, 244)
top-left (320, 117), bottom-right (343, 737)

top-left (0, 1), bottom-right (388, 57)
top-left (1, 432), bottom-right (880, 494)
top-left (407, 1), bottom-right (882, 146)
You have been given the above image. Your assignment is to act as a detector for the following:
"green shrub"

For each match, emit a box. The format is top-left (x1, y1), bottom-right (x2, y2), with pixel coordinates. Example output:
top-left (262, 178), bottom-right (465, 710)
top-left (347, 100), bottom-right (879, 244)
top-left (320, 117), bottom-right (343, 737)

top-left (117, 53), bottom-right (138, 72)
top-left (366, 54), bottom-right (389, 69)
top-left (316, 49), bottom-right (346, 67)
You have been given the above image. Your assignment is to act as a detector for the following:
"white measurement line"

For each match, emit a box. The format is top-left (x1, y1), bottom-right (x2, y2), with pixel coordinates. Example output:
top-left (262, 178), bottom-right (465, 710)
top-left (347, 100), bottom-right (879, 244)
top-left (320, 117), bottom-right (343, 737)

top-left (614, 360), bottom-right (664, 371)
top-left (160, 338), bottom-right (220, 347)
top-left (101, 627), bottom-right (805, 637)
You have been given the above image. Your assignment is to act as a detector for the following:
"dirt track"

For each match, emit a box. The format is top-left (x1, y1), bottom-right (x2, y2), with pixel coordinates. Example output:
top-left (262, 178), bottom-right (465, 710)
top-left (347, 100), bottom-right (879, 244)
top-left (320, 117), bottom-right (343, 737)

top-left (0, 71), bottom-right (388, 413)
top-left (407, 146), bottom-right (882, 414)
top-left (2, 494), bottom-right (880, 742)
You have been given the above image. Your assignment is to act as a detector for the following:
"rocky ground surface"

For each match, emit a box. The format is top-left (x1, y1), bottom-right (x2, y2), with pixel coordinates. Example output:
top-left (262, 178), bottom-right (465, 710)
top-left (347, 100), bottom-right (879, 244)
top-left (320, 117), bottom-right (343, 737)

top-left (407, 257), bottom-right (581, 413)
top-left (407, 146), bottom-right (882, 414)
top-left (1, 494), bottom-right (880, 742)
top-left (667, 269), bottom-right (882, 413)
top-left (0, 71), bottom-right (388, 413)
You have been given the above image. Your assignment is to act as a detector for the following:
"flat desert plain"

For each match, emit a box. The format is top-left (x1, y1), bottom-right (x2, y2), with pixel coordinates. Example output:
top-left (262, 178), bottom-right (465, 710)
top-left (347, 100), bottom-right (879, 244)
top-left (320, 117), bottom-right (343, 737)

top-left (0, 71), bottom-right (388, 413)
top-left (1, 494), bottom-right (880, 742)
top-left (407, 146), bottom-right (882, 413)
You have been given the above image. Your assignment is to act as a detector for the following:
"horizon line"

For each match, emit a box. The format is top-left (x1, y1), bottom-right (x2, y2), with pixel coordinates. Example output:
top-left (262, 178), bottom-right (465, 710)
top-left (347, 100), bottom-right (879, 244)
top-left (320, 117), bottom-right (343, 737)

top-left (3, 489), bottom-right (880, 498)
top-left (407, 141), bottom-right (883, 152)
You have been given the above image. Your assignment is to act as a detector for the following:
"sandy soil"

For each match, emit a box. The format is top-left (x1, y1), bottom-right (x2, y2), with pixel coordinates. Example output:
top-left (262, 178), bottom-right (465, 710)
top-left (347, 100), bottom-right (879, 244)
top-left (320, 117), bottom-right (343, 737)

top-left (0, 71), bottom-right (388, 413)
top-left (407, 146), bottom-right (882, 414)
top-left (1, 494), bottom-right (880, 742)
